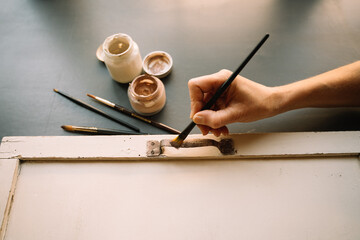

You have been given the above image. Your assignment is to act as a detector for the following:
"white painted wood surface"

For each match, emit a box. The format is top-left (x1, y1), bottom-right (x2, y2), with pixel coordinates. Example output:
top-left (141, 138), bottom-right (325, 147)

top-left (0, 132), bottom-right (359, 160)
top-left (0, 159), bottom-right (19, 240)
top-left (0, 132), bottom-right (359, 240)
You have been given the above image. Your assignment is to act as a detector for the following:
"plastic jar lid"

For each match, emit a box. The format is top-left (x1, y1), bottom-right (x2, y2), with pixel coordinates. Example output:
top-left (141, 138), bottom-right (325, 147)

top-left (143, 51), bottom-right (173, 78)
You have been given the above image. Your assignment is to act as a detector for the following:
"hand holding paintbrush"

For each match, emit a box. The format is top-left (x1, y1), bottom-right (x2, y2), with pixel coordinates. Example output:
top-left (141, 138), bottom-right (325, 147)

top-left (171, 34), bottom-right (270, 148)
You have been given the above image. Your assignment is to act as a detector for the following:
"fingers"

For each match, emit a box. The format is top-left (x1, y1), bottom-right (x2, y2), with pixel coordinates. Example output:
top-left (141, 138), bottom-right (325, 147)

top-left (188, 69), bottom-right (232, 118)
top-left (197, 124), bottom-right (229, 137)
top-left (197, 125), bottom-right (210, 135)
top-left (211, 126), bottom-right (229, 137)
top-left (188, 69), bottom-right (233, 137)
top-left (193, 109), bottom-right (232, 137)
top-left (193, 109), bottom-right (234, 129)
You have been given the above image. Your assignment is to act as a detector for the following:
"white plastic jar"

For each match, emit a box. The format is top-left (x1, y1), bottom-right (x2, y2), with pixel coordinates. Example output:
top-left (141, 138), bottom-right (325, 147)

top-left (128, 74), bottom-right (166, 116)
top-left (102, 33), bottom-right (143, 83)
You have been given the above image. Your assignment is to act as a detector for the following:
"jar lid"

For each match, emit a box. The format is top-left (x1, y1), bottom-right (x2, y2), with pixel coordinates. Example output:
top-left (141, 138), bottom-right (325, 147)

top-left (143, 51), bottom-right (173, 78)
top-left (96, 44), bottom-right (105, 62)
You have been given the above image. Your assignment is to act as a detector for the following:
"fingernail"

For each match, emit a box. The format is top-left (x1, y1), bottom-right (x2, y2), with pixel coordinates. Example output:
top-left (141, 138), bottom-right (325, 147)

top-left (193, 115), bottom-right (204, 124)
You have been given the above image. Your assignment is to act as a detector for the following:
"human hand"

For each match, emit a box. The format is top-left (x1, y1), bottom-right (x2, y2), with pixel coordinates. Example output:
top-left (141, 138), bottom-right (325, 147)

top-left (188, 69), bottom-right (279, 136)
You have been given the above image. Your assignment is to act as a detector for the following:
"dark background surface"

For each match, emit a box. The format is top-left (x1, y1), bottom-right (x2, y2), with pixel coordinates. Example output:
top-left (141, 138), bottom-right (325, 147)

top-left (1, 0), bottom-right (359, 141)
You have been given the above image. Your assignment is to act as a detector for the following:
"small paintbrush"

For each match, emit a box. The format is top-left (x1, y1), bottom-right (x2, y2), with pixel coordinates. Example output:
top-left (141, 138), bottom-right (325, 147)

top-left (61, 125), bottom-right (145, 135)
top-left (171, 33), bottom-right (270, 148)
top-left (54, 89), bottom-right (140, 132)
top-left (87, 94), bottom-right (181, 134)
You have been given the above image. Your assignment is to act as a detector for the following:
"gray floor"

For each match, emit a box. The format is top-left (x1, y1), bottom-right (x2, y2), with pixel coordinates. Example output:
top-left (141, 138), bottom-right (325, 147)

top-left (1, 0), bottom-right (359, 141)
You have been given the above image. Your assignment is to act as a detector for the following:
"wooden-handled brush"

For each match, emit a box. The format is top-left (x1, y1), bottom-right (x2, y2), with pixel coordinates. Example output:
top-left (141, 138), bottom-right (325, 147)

top-left (171, 34), bottom-right (270, 148)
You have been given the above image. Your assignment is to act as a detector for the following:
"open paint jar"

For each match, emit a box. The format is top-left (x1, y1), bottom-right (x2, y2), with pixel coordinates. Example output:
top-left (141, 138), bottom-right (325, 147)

top-left (102, 33), bottom-right (143, 83)
top-left (128, 74), bottom-right (166, 116)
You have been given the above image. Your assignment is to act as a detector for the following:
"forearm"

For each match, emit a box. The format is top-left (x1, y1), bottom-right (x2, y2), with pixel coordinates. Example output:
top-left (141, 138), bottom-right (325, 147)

top-left (275, 61), bottom-right (360, 113)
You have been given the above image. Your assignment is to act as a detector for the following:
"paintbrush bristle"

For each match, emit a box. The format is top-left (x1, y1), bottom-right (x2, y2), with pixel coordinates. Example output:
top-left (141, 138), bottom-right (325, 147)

top-left (53, 88), bottom-right (59, 92)
top-left (61, 125), bottom-right (73, 131)
top-left (170, 136), bottom-right (184, 148)
top-left (171, 122), bottom-right (196, 148)
top-left (87, 93), bottom-right (95, 99)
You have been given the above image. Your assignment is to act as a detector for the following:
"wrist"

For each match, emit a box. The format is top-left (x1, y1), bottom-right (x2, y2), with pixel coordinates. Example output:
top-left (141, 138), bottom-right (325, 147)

top-left (271, 84), bottom-right (303, 115)
top-left (272, 78), bottom-right (322, 114)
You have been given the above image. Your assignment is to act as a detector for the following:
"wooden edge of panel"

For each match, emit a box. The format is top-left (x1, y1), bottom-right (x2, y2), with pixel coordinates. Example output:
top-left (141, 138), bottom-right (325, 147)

top-left (0, 132), bottom-right (359, 238)
top-left (0, 131), bottom-right (359, 161)
top-left (0, 159), bottom-right (20, 240)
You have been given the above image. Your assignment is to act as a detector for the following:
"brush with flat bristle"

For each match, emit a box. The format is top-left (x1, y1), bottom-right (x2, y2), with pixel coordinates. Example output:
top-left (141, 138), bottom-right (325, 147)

top-left (170, 33), bottom-right (270, 148)
top-left (170, 121), bottom-right (196, 148)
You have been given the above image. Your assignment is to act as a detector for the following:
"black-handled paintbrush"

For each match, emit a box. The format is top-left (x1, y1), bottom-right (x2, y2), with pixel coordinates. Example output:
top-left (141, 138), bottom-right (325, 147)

top-left (171, 33), bottom-right (270, 148)
top-left (87, 94), bottom-right (180, 134)
top-left (54, 89), bottom-right (140, 132)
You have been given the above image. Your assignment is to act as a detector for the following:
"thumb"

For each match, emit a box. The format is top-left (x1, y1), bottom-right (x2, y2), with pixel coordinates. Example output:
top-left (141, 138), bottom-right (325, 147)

top-left (192, 109), bottom-right (233, 129)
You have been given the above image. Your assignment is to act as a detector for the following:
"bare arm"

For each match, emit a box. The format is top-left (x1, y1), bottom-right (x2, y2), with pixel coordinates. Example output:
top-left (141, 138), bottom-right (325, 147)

top-left (276, 61), bottom-right (360, 112)
top-left (188, 61), bottom-right (360, 136)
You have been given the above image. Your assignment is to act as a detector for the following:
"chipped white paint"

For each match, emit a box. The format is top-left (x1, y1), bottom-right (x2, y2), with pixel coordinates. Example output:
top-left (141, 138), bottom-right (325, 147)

top-left (0, 132), bottom-right (359, 240)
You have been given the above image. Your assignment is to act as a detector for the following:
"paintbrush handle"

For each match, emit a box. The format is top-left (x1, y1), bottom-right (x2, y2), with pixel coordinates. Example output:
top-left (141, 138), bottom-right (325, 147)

top-left (87, 93), bottom-right (180, 134)
top-left (114, 104), bottom-right (181, 134)
top-left (178, 121), bottom-right (197, 139)
top-left (62, 125), bottom-right (143, 135)
top-left (181, 35), bottom-right (270, 138)
top-left (149, 120), bottom-right (181, 134)
top-left (55, 90), bottom-right (140, 132)
top-left (201, 34), bottom-right (269, 111)
top-left (172, 34), bottom-right (270, 146)
top-left (94, 127), bottom-right (143, 135)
